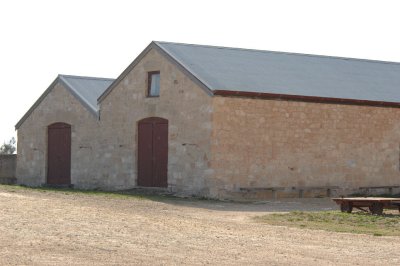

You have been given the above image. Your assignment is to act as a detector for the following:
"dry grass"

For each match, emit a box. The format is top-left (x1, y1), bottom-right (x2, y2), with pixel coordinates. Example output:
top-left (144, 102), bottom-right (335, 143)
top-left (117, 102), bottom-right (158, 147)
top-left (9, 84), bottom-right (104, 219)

top-left (257, 210), bottom-right (400, 236)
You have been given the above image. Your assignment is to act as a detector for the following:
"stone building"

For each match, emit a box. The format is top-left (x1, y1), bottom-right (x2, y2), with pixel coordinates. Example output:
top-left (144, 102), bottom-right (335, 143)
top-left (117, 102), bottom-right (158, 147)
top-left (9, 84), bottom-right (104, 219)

top-left (16, 75), bottom-right (113, 187)
top-left (16, 41), bottom-right (400, 198)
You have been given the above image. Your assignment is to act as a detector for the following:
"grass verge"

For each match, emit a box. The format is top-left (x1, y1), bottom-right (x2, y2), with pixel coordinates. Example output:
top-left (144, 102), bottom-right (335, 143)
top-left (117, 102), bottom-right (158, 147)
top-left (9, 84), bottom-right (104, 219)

top-left (256, 211), bottom-right (400, 236)
top-left (0, 184), bottom-right (219, 203)
top-left (0, 184), bottom-right (172, 201)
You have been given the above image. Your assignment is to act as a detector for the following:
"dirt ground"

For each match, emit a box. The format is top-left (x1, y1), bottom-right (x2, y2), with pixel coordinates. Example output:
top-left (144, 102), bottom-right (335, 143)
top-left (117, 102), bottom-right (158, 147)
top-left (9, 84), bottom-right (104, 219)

top-left (0, 186), bottom-right (399, 265)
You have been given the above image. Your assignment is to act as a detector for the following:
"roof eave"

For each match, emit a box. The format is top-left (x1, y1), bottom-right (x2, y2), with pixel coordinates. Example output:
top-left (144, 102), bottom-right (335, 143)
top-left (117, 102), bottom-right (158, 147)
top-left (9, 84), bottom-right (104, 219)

top-left (15, 77), bottom-right (60, 130)
top-left (15, 75), bottom-right (101, 130)
top-left (97, 42), bottom-right (156, 103)
top-left (213, 90), bottom-right (400, 108)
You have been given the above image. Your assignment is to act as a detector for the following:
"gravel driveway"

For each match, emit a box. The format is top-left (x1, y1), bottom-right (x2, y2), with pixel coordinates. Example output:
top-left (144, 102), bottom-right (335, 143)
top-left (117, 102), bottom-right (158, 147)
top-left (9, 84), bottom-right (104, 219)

top-left (0, 186), bottom-right (399, 265)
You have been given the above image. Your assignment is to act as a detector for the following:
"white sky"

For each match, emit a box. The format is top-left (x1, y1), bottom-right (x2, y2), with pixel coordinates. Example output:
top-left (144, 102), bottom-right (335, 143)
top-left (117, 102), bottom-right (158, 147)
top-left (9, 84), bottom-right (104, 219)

top-left (1, 0), bottom-right (400, 145)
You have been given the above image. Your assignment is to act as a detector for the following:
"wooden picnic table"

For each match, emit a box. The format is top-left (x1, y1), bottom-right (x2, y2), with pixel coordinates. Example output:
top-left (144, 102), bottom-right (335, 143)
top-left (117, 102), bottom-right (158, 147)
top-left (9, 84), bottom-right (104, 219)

top-left (332, 197), bottom-right (400, 215)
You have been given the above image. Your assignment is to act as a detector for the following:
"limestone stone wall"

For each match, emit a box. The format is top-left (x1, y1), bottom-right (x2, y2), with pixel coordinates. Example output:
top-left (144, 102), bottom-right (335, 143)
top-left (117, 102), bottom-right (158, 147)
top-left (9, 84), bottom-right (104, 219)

top-left (98, 48), bottom-right (214, 194)
top-left (16, 83), bottom-right (102, 188)
top-left (211, 97), bottom-right (400, 198)
top-left (18, 47), bottom-right (400, 199)
top-left (0, 154), bottom-right (16, 184)
top-left (0, 154), bottom-right (16, 178)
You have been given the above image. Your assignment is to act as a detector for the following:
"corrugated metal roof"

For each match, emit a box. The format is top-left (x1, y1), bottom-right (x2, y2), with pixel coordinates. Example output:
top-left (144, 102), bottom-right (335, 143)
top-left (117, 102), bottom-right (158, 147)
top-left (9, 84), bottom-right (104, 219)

top-left (155, 41), bottom-right (400, 103)
top-left (59, 75), bottom-right (114, 114)
top-left (15, 75), bottom-right (114, 129)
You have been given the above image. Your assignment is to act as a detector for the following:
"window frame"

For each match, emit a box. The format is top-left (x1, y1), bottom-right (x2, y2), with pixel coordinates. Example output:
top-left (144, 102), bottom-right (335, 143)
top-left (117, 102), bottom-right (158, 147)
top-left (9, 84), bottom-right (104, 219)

top-left (147, 71), bottom-right (161, 97)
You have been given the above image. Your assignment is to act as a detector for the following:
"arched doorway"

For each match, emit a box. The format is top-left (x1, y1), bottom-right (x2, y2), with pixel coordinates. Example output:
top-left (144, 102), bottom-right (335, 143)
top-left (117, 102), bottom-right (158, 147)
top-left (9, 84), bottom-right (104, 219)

top-left (137, 117), bottom-right (168, 187)
top-left (47, 122), bottom-right (71, 185)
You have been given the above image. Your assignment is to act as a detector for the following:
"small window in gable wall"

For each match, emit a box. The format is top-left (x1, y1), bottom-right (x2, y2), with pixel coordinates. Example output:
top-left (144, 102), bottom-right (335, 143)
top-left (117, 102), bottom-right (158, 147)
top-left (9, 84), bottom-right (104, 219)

top-left (148, 71), bottom-right (160, 97)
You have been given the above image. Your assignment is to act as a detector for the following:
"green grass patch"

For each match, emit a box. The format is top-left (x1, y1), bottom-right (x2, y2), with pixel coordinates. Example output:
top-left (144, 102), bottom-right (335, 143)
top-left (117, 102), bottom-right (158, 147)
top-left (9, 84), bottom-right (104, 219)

top-left (0, 184), bottom-right (217, 203)
top-left (256, 211), bottom-right (400, 236)
top-left (0, 184), bottom-right (170, 201)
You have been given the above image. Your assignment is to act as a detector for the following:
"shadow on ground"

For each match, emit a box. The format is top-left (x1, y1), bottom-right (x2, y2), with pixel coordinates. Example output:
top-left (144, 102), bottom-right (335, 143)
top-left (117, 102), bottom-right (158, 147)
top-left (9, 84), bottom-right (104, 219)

top-left (0, 184), bottom-right (338, 213)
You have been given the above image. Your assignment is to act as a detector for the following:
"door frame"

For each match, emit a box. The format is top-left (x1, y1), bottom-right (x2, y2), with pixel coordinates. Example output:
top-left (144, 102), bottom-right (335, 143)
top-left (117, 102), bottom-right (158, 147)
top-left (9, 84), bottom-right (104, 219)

top-left (46, 122), bottom-right (72, 185)
top-left (137, 117), bottom-right (168, 187)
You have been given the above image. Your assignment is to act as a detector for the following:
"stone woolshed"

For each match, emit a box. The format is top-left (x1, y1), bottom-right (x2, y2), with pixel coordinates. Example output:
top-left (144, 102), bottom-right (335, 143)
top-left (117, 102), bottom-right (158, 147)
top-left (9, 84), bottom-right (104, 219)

top-left (16, 41), bottom-right (400, 198)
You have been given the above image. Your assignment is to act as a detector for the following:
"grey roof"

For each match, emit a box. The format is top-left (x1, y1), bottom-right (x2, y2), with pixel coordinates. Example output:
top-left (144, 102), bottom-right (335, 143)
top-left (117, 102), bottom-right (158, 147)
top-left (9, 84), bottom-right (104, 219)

top-left (16, 74), bottom-right (114, 129)
top-left (155, 41), bottom-right (400, 103)
top-left (59, 75), bottom-right (114, 114)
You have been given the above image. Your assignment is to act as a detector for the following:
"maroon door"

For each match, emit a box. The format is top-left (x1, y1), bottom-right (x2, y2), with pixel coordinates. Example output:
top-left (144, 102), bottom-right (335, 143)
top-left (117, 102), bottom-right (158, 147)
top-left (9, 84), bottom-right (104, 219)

top-left (47, 122), bottom-right (71, 185)
top-left (138, 117), bottom-right (168, 187)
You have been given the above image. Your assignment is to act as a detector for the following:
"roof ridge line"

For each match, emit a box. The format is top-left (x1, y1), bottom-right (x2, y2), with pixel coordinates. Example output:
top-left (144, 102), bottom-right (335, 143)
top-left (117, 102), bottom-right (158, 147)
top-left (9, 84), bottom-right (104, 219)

top-left (155, 41), bottom-right (400, 67)
top-left (59, 74), bottom-right (115, 81)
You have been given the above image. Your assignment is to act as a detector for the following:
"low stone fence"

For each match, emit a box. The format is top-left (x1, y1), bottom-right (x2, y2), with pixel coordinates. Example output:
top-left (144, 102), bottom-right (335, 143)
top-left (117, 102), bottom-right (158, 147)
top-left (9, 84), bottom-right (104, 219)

top-left (0, 154), bottom-right (17, 184)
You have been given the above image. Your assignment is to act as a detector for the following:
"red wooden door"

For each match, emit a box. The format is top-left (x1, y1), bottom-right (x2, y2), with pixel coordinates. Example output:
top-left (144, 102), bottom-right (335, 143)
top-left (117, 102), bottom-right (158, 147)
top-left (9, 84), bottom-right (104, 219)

top-left (138, 117), bottom-right (168, 187)
top-left (47, 123), bottom-right (71, 185)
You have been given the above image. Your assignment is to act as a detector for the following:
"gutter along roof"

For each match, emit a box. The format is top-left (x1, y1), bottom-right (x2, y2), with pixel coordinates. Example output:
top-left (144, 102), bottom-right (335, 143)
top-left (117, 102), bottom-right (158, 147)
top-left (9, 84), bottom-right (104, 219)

top-left (155, 41), bottom-right (400, 106)
top-left (18, 41), bottom-right (400, 130)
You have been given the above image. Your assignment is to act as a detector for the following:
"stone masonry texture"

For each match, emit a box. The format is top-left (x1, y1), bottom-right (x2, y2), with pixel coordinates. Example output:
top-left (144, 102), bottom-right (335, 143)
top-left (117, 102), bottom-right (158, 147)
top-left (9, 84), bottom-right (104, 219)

top-left (16, 82), bottom-right (102, 188)
top-left (16, 47), bottom-right (400, 199)
top-left (0, 155), bottom-right (16, 178)
top-left (211, 97), bottom-right (400, 198)
top-left (99, 49), bottom-right (214, 194)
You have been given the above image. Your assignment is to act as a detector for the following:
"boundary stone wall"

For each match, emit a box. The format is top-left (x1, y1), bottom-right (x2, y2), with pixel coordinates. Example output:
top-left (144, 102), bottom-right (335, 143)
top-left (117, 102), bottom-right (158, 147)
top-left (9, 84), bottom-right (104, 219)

top-left (0, 154), bottom-right (16, 184)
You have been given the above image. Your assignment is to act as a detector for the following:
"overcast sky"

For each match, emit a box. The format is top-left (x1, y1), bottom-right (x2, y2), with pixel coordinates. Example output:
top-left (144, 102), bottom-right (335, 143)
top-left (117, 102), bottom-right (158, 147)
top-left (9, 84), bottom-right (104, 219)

top-left (1, 0), bottom-right (400, 145)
